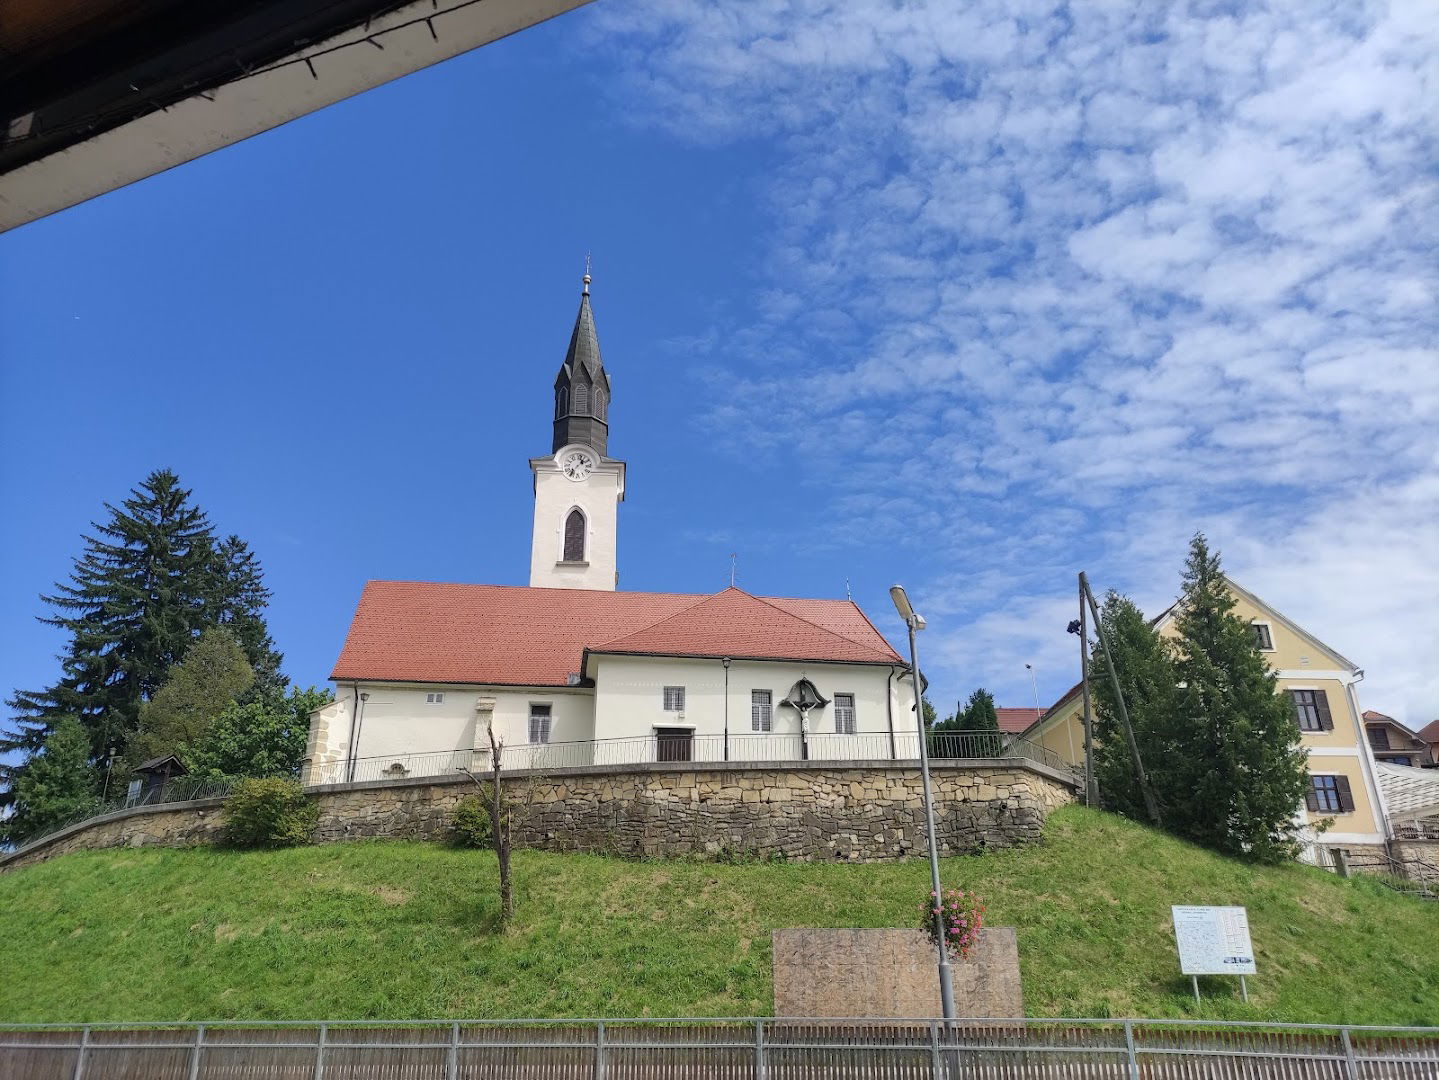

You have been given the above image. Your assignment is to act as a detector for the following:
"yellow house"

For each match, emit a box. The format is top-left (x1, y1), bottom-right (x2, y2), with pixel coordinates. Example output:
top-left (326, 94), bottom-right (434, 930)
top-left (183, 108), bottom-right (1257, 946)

top-left (1021, 576), bottom-right (1390, 862)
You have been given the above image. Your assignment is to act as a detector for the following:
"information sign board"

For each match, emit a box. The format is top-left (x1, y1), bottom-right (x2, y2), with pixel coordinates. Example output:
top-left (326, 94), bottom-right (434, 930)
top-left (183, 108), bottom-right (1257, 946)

top-left (1171, 905), bottom-right (1256, 976)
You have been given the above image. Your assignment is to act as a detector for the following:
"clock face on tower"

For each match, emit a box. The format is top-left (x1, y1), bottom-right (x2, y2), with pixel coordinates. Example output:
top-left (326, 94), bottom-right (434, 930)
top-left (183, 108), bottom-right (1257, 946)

top-left (560, 449), bottom-right (596, 481)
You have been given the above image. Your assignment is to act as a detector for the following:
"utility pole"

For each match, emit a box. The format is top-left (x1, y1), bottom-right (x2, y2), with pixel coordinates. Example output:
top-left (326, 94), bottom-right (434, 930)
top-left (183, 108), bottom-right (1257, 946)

top-left (1078, 577), bottom-right (1097, 806)
top-left (1080, 572), bottom-right (1162, 827)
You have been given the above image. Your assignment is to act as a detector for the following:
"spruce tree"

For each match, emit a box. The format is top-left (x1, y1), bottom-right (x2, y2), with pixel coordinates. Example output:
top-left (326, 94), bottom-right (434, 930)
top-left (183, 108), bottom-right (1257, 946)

top-left (209, 535), bottom-right (286, 698)
top-left (1088, 591), bottom-right (1179, 823)
top-left (2, 470), bottom-right (286, 831)
top-left (1163, 534), bottom-right (1310, 863)
top-left (962, 688), bottom-right (999, 732)
top-left (3, 471), bottom-right (217, 768)
top-left (2, 717), bottom-right (97, 845)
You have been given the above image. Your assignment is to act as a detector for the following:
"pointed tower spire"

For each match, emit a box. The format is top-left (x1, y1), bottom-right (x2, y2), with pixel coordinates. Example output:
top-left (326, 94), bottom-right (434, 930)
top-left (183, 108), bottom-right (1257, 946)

top-left (552, 264), bottom-right (610, 455)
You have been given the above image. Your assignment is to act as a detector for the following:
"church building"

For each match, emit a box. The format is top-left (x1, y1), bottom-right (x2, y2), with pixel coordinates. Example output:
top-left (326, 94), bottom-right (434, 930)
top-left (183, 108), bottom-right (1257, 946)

top-left (304, 274), bottom-right (921, 784)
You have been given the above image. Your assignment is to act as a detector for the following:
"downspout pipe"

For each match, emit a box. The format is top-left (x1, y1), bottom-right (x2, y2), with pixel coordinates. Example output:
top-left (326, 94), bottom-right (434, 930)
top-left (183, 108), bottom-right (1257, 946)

top-left (345, 683), bottom-right (361, 784)
top-left (1347, 669), bottom-right (1393, 848)
top-left (885, 666), bottom-right (898, 759)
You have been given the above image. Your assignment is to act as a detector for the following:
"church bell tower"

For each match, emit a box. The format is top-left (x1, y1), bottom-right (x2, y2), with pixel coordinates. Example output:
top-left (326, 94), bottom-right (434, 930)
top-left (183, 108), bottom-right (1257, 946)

top-left (529, 270), bottom-right (625, 590)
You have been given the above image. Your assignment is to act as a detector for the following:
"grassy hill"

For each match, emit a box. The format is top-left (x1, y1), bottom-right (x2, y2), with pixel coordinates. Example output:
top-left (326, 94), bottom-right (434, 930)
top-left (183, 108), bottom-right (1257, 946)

top-left (1, 806), bottom-right (1434, 1026)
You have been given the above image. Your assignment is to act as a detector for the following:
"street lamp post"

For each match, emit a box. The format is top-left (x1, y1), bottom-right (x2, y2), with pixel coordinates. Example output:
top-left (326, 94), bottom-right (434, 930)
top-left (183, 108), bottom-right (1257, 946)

top-left (890, 584), bottom-right (956, 1025)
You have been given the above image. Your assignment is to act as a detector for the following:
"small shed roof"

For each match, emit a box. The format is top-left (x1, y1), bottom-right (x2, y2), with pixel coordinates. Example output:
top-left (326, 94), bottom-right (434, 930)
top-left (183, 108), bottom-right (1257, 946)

top-left (134, 755), bottom-right (187, 775)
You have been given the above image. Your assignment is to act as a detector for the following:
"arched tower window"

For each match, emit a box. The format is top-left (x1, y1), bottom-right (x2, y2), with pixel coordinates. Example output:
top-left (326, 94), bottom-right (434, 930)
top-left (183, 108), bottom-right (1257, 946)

top-left (573, 382), bottom-right (589, 415)
top-left (563, 508), bottom-right (586, 562)
top-left (594, 386), bottom-right (606, 421)
top-left (555, 386), bottom-right (568, 419)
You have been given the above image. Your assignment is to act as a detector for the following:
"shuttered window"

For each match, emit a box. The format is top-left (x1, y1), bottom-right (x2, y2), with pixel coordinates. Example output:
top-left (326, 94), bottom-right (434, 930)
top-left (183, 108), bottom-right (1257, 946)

top-left (594, 387), bottom-right (606, 420)
top-left (563, 509), bottom-right (585, 562)
top-left (555, 386), bottom-right (568, 418)
top-left (834, 693), bottom-right (856, 735)
top-left (574, 383), bottom-right (589, 414)
top-left (1305, 774), bottom-right (1353, 814)
top-left (529, 704), bottom-right (552, 745)
top-left (751, 690), bottom-right (773, 732)
top-left (1290, 689), bottom-right (1332, 732)
top-left (663, 686), bottom-right (686, 711)
top-left (1367, 727), bottom-right (1391, 751)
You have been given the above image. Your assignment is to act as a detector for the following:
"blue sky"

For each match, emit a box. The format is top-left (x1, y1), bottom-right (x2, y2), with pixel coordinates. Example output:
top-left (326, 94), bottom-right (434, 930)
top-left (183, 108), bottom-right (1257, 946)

top-left (2, 0), bottom-right (1436, 730)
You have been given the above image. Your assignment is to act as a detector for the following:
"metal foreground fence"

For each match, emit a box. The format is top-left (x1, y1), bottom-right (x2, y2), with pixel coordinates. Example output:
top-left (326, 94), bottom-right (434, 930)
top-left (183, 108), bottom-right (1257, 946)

top-left (2, 1018), bottom-right (1437, 1079)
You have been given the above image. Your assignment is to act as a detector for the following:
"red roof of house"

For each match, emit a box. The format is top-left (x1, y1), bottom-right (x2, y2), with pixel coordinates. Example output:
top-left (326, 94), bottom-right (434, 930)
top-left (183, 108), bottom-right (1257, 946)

top-left (1363, 710), bottom-right (1393, 722)
top-left (330, 581), bottom-right (902, 686)
top-left (1416, 719), bottom-right (1439, 745)
top-left (996, 707), bottom-right (1042, 734)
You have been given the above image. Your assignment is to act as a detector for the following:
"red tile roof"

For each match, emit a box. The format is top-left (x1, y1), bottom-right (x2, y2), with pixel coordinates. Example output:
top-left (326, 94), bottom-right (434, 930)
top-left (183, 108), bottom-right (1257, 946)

top-left (996, 707), bottom-right (1042, 734)
top-left (330, 581), bottom-right (902, 686)
top-left (1363, 710), bottom-right (1394, 722)
top-left (1415, 719), bottom-right (1439, 745)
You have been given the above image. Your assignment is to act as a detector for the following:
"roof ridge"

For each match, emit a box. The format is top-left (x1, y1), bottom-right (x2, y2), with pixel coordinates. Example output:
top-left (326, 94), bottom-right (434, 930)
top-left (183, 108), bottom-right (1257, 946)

top-left (594, 587), bottom-right (897, 661)
top-left (742, 591), bottom-right (897, 659)
top-left (590, 589), bottom-right (736, 650)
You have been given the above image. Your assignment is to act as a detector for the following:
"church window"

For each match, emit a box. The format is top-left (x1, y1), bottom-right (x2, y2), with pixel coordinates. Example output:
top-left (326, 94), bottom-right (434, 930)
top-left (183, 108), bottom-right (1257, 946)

top-left (425, 692), bottom-right (445, 705)
top-left (751, 690), bottom-right (773, 732)
top-left (663, 686), bottom-right (686, 711)
top-left (555, 386), bottom-right (568, 418)
top-left (833, 693), bottom-right (856, 734)
top-left (563, 509), bottom-right (586, 562)
top-left (529, 704), bottom-right (552, 744)
top-left (573, 382), bottom-right (589, 414)
top-left (594, 387), bottom-right (606, 420)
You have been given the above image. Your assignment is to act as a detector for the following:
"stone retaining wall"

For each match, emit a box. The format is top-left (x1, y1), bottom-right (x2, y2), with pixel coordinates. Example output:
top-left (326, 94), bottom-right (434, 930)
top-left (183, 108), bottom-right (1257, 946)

top-left (2, 759), bottom-right (1077, 870)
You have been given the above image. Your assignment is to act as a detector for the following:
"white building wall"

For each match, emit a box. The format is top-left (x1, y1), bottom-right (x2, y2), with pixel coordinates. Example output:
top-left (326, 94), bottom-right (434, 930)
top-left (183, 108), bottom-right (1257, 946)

top-left (590, 655), bottom-right (918, 762)
top-left (319, 681), bottom-right (597, 782)
top-left (529, 449), bottom-right (624, 590)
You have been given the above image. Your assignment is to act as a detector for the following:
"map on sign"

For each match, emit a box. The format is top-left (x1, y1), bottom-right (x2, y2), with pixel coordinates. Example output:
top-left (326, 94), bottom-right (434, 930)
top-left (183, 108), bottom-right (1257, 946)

top-left (1171, 906), bottom-right (1257, 976)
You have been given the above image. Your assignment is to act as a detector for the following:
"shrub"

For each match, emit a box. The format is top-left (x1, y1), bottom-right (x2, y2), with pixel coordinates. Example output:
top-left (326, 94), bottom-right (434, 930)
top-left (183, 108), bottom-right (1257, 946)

top-left (221, 778), bottom-right (319, 849)
top-left (452, 795), bottom-right (493, 848)
top-left (921, 887), bottom-right (986, 959)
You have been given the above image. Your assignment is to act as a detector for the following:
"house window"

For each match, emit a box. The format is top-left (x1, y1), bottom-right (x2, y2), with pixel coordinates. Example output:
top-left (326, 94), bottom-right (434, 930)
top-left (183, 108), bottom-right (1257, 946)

top-left (425, 692), bottom-right (445, 705)
top-left (529, 704), bottom-right (552, 744)
top-left (834, 693), bottom-right (856, 735)
top-left (563, 509), bottom-right (585, 562)
top-left (751, 690), bottom-right (773, 732)
top-left (663, 686), bottom-right (686, 712)
top-left (573, 383), bottom-right (589, 414)
top-left (1368, 727), bottom-right (1391, 751)
top-left (1305, 774), bottom-right (1353, 814)
top-left (1290, 689), bottom-right (1331, 732)
top-left (1251, 623), bottom-right (1274, 650)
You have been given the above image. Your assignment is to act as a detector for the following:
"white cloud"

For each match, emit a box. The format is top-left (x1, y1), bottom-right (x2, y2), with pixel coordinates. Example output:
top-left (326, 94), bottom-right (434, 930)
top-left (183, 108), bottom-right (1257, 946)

top-left (593, 0), bottom-right (1439, 724)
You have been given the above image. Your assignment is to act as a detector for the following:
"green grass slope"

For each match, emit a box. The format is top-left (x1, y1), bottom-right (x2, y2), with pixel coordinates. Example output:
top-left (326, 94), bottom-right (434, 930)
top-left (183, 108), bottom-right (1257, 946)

top-left (1, 806), bottom-right (1434, 1026)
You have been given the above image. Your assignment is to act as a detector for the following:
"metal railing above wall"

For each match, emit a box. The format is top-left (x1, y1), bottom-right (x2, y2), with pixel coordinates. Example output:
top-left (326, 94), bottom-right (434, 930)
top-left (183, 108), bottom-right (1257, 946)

top-left (302, 730), bottom-right (1079, 788)
top-left (8, 775), bottom-right (238, 852)
top-left (1, 1017), bottom-right (1435, 1079)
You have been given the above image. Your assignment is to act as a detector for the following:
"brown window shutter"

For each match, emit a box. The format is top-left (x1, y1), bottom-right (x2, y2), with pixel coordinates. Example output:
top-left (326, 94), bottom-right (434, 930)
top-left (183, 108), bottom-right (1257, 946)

top-left (1315, 690), bottom-right (1334, 730)
top-left (1303, 779), bottom-right (1319, 813)
top-left (1335, 775), bottom-right (1354, 813)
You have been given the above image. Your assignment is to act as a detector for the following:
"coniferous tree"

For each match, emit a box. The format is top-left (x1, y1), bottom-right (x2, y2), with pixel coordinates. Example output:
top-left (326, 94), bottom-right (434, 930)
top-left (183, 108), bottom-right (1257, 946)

top-left (125, 628), bottom-right (254, 771)
top-left (3, 471), bottom-right (217, 770)
top-left (962, 688), bottom-right (999, 732)
top-left (209, 535), bottom-right (286, 699)
top-left (1, 717), bottom-right (97, 845)
top-left (1161, 534), bottom-right (1310, 863)
top-left (2, 470), bottom-right (286, 831)
top-left (1088, 591), bottom-right (1179, 823)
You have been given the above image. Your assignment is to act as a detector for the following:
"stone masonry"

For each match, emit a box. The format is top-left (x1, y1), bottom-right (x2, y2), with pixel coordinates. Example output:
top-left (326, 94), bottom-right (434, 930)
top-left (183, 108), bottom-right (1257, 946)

top-left (2, 759), bottom-right (1077, 870)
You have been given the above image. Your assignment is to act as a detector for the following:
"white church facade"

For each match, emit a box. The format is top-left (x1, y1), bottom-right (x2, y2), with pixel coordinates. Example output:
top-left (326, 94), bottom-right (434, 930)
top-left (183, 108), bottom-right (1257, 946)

top-left (303, 274), bottom-right (921, 785)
